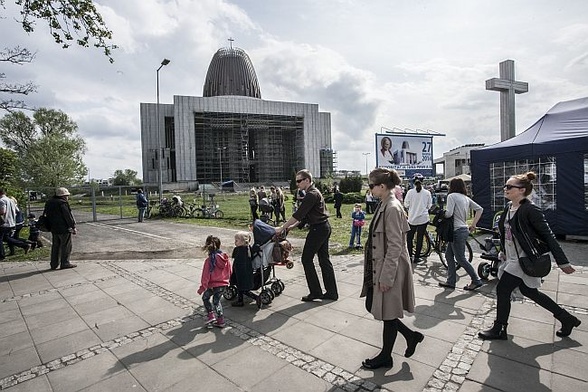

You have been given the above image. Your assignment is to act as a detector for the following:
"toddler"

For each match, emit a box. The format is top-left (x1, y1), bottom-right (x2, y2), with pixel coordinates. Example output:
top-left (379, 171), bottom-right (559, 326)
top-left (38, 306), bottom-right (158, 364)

top-left (27, 213), bottom-right (43, 249)
top-left (197, 235), bottom-right (231, 328)
top-left (231, 231), bottom-right (262, 309)
top-left (349, 203), bottom-right (366, 249)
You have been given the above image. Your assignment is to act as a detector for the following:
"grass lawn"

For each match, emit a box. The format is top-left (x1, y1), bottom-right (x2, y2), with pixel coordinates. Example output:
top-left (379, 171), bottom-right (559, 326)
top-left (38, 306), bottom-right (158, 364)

top-left (13, 192), bottom-right (370, 262)
top-left (156, 192), bottom-right (372, 256)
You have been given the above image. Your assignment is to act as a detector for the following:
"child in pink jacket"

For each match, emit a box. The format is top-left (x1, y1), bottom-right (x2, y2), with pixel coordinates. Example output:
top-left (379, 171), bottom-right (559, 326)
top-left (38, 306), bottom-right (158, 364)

top-left (197, 235), bottom-right (231, 328)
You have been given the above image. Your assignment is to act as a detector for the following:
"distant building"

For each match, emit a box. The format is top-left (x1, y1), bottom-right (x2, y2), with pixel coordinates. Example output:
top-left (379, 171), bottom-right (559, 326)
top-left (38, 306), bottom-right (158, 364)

top-left (433, 144), bottom-right (484, 178)
top-left (140, 46), bottom-right (333, 189)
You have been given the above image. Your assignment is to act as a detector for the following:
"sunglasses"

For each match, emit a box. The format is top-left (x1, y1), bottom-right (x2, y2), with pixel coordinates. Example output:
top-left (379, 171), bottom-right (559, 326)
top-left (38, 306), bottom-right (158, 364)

top-left (296, 178), bottom-right (306, 184)
top-left (368, 183), bottom-right (381, 189)
top-left (503, 184), bottom-right (524, 190)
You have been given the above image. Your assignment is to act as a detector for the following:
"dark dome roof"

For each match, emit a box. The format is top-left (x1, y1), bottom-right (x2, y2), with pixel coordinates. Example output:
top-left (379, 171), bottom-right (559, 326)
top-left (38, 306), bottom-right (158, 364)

top-left (203, 47), bottom-right (261, 98)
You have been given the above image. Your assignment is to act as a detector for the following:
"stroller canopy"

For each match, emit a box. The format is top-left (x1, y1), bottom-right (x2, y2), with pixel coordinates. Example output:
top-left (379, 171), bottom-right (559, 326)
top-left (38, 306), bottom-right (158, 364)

top-left (252, 219), bottom-right (276, 245)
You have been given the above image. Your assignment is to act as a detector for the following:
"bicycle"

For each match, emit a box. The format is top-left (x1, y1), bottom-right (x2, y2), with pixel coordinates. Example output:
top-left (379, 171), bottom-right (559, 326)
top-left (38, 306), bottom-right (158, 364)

top-left (192, 194), bottom-right (224, 219)
top-left (413, 222), bottom-right (473, 270)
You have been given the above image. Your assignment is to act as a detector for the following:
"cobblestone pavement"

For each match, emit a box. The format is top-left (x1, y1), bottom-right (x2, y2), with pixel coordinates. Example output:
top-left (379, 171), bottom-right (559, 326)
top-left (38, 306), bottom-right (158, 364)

top-left (0, 220), bottom-right (586, 391)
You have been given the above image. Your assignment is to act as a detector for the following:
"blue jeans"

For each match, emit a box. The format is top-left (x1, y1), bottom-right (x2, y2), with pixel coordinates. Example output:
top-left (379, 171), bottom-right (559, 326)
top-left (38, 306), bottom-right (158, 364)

top-left (445, 227), bottom-right (480, 286)
top-left (137, 208), bottom-right (146, 222)
top-left (202, 286), bottom-right (225, 316)
top-left (349, 225), bottom-right (362, 247)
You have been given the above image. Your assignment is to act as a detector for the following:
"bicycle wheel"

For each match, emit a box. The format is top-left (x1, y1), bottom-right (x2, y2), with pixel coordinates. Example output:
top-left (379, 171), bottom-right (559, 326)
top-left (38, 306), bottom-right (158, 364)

top-left (439, 240), bottom-right (473, 270)
top-left (213, 210), bottom-right (224, 219)
top-left (194, 208), bottom-right (204, 218)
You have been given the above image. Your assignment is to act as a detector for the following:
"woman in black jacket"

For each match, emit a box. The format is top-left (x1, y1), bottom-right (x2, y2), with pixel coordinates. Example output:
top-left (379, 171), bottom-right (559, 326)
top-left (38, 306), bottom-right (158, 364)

top-left (478, 172), bottom-right (580, 340)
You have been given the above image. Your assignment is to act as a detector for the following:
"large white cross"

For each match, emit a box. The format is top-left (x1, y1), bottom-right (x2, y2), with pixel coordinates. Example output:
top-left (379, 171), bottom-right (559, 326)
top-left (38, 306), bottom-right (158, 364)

top-left (486, 60), bottom-right (529, 141)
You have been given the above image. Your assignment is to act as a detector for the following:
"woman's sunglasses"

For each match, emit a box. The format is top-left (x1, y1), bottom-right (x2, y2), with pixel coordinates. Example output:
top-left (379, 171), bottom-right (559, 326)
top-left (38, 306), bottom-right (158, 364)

top-left (503, 184), bottom-right (524, 190)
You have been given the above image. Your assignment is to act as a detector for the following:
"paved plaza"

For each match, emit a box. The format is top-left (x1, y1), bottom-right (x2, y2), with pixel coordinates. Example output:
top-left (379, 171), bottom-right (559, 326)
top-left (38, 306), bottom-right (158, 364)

top-left (1, 220), bottom-right (586, 391)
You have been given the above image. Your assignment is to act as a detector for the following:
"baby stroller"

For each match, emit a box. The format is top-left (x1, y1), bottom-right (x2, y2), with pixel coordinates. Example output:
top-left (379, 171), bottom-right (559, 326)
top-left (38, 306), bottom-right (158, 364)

top-left (471, 211), bottom-right (503, 280)
top-left (223, 219), bottom-right (294, 306)
top-left (258, 197), bottom-right (274, 225)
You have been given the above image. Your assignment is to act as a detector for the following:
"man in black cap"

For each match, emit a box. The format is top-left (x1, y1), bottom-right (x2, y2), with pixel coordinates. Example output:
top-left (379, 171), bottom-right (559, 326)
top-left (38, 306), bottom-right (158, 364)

top-left (44, 187), bottom-right (77, 269)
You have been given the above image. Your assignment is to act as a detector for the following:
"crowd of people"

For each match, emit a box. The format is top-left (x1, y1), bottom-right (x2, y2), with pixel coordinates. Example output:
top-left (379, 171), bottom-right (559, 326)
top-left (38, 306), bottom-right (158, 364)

top-left (4, 167), bottom-right (581, 372)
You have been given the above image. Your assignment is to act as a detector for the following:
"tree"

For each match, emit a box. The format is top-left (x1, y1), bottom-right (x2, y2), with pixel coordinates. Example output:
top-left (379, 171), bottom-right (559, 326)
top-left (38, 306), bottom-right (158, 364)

top-left (0, 108), bottom-right (87, 188)
top-left (112, 169), bottom-right (142, 186)
top-left (2, 0), bottom-right (116, 62)
top-left (1, 1), bottom-right (116, 111)
top-left (0, 47), bottom-right (37, 112)
top-left (0, 147), bottom-right (18, 189)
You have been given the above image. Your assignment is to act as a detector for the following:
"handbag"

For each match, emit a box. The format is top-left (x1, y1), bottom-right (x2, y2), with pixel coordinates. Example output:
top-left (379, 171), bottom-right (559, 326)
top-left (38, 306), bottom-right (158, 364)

top-left (511, 218), bottom-right (551, 278)
top-left (37, 215), bottom-right (51, 232)
top-left (353, 219), bottom-right (365, 227)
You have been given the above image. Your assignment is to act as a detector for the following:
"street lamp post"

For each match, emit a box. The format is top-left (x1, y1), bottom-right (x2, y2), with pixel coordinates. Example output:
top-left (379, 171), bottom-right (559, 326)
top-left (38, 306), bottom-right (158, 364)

top-left (156, 58), bottom-right (170, 199)
top-left (362, 152), bottom-right (371, 177)
top-left (217, 146), bottom-right (227, 186)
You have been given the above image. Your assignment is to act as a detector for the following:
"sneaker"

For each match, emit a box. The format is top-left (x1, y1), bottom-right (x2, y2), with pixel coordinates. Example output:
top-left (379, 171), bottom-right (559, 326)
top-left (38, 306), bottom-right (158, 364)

top-left (60, 264), bottom-right (77, 269)
top-left (214, 316), bottom-right (225, 328)
top-left (205, 311), bottom-right (216, 326)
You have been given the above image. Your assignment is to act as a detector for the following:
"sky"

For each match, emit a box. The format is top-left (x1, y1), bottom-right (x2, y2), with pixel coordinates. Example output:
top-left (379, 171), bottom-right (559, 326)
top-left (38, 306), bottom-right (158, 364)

top-left (2, 0), bottom-right (588, 180)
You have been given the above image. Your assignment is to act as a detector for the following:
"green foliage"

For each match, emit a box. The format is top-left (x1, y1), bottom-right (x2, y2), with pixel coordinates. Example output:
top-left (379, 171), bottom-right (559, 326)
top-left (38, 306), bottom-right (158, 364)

top-left (113, 169), bottom-right (141, 186)
top-left (324, 192), bottom-right (364, 204)
top-left (9, 0), bottom-right (117, 62)
top-left (338, 175), bottom-right (363, 193)
top-left (0, 108), bottom-right (88, 188)
top-left (0, 148), bottom-right (20, 195)
top-left (313, 179), bottom-right (332, 195)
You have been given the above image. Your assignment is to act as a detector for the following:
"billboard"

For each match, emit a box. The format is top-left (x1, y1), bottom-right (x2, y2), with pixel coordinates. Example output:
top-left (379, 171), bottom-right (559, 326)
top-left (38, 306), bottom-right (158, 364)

top-left (375, 133), bottom-right (434, 177)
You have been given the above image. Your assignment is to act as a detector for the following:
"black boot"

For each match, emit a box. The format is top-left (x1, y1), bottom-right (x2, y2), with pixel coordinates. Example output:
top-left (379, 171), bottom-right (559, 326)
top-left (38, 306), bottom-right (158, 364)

top-left (555, 310), bottom-right (581, 337)
top-left (478, 321), bottom-right (508, 340)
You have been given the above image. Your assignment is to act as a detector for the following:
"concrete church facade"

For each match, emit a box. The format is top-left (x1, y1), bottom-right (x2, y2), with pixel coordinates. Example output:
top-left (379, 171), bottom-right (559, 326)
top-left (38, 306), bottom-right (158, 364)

top-left (140, 46), bottom-right (333, 190)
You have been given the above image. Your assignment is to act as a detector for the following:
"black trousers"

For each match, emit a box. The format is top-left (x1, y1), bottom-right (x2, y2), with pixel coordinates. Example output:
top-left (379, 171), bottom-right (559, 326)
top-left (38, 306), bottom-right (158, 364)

top-left (301, 222), bottom-right (338, 297)
top-left (50, 232), bottom-right (73, 269)
top-left (496, 271), bottom-right (563, 324)
top-left (407, 222), bottom-right (428, 258)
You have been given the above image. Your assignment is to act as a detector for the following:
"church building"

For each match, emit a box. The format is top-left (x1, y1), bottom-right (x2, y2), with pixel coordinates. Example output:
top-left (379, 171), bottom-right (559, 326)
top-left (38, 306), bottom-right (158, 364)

top-left (140, 45), bottom-right (333, 189)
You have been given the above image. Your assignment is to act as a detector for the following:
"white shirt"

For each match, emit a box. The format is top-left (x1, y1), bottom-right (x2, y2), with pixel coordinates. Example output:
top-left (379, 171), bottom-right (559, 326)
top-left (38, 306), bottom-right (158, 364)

top-left (0, 195), bottom-right (16, 227)
top-left (404, 188), bottom-right (432, 225)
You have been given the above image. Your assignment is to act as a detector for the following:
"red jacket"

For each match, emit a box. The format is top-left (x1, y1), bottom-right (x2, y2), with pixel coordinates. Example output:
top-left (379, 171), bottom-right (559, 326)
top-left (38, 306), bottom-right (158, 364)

top-left (198, 251), bottom-right (231, 294)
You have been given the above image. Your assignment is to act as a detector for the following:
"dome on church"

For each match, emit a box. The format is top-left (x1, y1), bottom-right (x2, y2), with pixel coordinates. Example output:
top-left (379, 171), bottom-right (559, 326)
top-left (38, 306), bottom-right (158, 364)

top-left (203, 47), bottom-right (261, 99)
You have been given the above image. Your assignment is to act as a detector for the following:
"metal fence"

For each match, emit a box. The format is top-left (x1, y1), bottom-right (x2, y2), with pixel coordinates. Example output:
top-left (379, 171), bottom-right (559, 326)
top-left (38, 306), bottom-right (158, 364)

top-left (25, 185), bottom-right (159, 224)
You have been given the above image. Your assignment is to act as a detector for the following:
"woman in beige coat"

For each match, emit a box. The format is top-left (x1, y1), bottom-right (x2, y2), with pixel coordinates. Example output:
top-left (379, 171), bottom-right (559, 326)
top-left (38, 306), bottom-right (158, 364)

top-left (360, 168), bottom-right (424, 369)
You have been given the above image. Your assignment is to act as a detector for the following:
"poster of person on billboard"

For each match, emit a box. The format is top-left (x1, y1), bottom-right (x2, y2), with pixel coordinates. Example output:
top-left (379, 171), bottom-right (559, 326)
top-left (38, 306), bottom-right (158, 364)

top-left (375, 133), bottom-right (433, 175)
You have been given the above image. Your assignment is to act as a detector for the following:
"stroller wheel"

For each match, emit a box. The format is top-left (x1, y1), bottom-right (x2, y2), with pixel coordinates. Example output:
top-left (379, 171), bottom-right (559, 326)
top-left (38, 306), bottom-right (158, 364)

top-left (223, 286), bottom-right (238, 300)
top-left (271, 281), bottom-right (283, 296)
top-left (278, 280), bottom-right (285, 291)
top-left (286, 261), bottom-right (294, 269)
top-left (260, 289), bottom-right (273, 305)
top-left (478, 262), bottom-right (491, 280)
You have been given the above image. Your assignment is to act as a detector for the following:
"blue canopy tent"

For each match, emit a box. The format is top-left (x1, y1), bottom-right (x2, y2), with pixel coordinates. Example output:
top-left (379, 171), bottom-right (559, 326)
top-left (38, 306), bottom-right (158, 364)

top-left (471, 97), bottom-right (588, 237)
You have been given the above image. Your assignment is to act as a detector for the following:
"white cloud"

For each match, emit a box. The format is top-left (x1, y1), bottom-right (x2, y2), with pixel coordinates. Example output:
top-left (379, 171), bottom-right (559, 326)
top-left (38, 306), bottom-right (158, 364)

top-left (1, 0), bottom-right (588, 179)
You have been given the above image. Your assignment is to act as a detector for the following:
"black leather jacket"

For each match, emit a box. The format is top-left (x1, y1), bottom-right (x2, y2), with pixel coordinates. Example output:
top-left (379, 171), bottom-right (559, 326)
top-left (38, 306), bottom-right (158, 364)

top-left (498, 198), bottom-right (570, 267)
